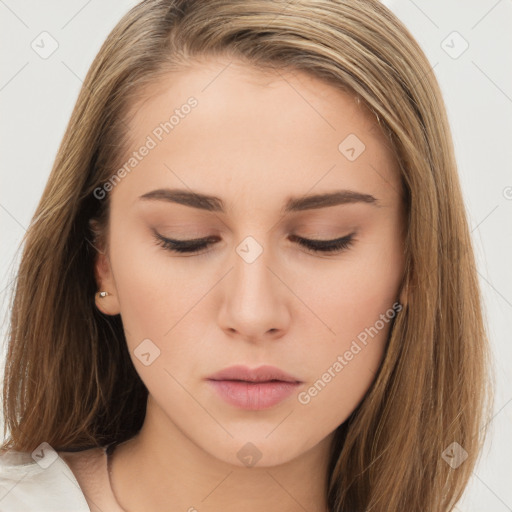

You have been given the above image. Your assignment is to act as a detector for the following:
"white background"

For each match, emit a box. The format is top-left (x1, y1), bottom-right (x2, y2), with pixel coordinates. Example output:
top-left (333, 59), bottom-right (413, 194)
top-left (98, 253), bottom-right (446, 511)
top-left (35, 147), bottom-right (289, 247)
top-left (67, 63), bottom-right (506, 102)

top-left (1, 1), bottom-right (511, 510)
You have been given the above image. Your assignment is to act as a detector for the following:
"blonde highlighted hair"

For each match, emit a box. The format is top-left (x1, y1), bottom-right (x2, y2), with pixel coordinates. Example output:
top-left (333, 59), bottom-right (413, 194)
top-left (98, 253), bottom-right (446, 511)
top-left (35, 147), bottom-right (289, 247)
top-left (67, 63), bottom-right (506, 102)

top-left (1, 1), bottom-right (494, 510)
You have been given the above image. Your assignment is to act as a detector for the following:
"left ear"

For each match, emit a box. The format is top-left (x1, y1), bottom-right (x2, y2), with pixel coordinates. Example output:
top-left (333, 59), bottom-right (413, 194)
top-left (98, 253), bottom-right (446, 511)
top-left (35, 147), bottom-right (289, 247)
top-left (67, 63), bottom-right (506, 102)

top-left (89, 219), bottom-right (121, 316)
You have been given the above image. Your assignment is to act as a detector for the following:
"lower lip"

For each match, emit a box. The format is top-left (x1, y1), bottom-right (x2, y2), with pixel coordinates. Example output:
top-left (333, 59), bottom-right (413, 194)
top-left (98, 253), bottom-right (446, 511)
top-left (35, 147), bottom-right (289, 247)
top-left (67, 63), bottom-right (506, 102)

top-left (207, 379), bottom-right (300, 410)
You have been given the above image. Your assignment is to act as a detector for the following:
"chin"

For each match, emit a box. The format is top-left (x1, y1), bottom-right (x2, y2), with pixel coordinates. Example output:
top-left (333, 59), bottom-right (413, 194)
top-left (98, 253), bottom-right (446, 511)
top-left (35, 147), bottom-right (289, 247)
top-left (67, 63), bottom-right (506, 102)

top-left (204, 433), bottom-right (317, 469)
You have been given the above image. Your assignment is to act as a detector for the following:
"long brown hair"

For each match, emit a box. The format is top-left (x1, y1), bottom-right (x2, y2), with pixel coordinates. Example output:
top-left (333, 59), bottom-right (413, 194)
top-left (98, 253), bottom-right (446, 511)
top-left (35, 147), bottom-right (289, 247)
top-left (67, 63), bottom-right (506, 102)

top-left (1, 1), bottom-right (494, 510)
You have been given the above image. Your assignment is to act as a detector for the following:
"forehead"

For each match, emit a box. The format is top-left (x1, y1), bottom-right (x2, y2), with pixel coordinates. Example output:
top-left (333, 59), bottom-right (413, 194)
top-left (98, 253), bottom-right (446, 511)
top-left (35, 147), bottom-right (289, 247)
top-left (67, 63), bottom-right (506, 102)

top-left (113, 57), bottom-right (401, 213)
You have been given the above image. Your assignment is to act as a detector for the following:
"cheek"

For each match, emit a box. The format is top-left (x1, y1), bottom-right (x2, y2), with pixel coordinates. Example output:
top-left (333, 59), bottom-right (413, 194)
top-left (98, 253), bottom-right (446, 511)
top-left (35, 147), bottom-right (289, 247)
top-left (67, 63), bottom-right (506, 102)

top-left (296, 243), bottom-right (402, 344)
top-left (108, 223), bottom-right (210, 348)
top-left (290, 241), bottom-right (401, 422)
top-left (293, 291), bottom-right (397, 431)
top-left (108, 231), bottom-right (214, 405)
top-left (295, 340), bottom-right (386, 434)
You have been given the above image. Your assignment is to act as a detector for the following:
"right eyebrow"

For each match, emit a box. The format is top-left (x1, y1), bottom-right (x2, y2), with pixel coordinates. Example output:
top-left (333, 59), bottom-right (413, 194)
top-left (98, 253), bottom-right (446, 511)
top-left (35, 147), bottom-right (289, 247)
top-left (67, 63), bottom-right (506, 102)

top-left (283, 189), bottom-right (380, 212)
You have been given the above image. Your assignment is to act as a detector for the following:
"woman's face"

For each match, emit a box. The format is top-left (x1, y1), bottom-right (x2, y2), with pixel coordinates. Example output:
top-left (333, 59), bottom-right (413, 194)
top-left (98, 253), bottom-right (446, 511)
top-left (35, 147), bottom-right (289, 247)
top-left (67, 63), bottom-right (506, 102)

top-left (95, 57), bottom-right (406, 467)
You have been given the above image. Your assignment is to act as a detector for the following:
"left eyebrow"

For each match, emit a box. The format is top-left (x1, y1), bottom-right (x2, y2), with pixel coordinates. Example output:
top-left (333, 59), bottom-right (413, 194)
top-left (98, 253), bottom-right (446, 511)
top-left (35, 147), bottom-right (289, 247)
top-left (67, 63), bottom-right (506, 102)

top-left (138, 188), bottom-right (381, 213)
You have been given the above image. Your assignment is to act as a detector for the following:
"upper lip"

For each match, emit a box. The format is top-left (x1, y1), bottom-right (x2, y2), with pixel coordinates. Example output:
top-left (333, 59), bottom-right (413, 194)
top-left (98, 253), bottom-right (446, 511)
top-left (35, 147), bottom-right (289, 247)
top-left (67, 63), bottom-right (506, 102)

top-left (207, 365), bottom-right (302, 383)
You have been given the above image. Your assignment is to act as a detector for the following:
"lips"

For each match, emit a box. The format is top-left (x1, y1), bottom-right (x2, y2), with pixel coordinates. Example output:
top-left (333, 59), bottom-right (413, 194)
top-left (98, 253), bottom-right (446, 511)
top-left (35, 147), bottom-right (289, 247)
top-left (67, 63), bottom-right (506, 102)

top-left (206, 365), bottom-right (302, 410)
top-left (206, 364), bottom-right (302, 384)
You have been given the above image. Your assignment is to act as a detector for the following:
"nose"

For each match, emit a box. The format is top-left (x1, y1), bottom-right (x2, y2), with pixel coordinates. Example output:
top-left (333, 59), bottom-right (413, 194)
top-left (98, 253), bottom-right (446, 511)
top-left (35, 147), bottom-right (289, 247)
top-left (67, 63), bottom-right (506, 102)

top-left (217, 235), bottom-right (291, 343)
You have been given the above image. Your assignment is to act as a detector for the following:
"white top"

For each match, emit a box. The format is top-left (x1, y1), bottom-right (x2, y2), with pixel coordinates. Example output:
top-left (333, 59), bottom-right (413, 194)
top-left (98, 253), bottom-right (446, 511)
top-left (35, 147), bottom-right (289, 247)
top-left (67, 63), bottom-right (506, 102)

top-left (0, 448), bottom-right (94, 511)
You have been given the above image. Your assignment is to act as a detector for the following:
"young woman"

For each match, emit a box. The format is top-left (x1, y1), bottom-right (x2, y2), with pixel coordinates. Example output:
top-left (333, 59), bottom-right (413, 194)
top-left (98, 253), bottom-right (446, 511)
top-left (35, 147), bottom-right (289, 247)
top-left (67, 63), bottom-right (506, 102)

top-left (0, 0), bottom-right (494, 511)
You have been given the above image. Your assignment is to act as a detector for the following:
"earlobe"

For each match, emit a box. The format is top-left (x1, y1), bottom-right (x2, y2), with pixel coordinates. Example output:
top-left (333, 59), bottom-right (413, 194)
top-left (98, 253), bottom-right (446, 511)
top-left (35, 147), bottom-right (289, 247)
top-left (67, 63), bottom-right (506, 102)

top-left (94, 290), bottom-right (120, 315)
top-left (93, 250), bottom-right (121, 316)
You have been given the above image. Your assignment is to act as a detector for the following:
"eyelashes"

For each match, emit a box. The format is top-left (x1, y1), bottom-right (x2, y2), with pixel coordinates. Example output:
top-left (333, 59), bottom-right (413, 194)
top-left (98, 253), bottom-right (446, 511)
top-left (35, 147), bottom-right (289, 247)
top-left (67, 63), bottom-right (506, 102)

top-left (154, 234), bottom-right (220, 254)
top-left (288, 233), bottom-right (355, 254)
top-left (152, 231), bottom-right (356, 256)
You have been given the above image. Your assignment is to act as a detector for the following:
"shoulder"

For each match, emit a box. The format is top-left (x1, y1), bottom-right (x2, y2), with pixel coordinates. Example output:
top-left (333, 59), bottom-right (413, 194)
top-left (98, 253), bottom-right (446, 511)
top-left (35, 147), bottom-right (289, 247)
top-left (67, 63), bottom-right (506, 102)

top-left (0, 445), bottom-right (96, 511)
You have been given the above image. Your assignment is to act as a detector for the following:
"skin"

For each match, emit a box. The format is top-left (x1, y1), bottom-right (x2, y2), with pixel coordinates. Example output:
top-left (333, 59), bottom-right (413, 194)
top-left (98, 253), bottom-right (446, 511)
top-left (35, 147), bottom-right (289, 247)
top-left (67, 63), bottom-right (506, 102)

top-left (67, 57), bottom-right (407, 511)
